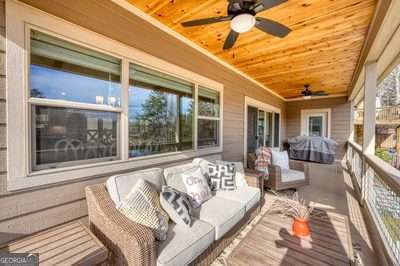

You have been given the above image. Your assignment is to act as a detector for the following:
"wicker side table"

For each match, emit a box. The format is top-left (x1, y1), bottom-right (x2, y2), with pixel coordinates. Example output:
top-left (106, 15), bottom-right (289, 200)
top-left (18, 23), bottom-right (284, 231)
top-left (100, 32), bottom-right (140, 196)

top-left (2, 222), bottom-right (108, 265)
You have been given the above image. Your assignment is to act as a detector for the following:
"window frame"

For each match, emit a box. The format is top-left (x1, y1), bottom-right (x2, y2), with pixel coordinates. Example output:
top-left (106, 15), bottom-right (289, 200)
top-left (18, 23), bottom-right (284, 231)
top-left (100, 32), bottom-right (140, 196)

top-left (6, 1), bottom-right (223, 191)
top-left (300, 109), bottom-right (331, 138)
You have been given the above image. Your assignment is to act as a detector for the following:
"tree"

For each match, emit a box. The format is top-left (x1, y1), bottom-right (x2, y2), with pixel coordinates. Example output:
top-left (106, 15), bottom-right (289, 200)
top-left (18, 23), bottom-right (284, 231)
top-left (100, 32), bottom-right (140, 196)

top-left (376, 65), bottom-right (400, 107)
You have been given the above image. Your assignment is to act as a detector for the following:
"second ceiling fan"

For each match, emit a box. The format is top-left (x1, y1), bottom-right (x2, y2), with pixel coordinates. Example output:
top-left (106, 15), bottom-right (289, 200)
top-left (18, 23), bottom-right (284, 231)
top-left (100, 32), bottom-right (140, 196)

top-left (182, 0), bottom-right (291, 50)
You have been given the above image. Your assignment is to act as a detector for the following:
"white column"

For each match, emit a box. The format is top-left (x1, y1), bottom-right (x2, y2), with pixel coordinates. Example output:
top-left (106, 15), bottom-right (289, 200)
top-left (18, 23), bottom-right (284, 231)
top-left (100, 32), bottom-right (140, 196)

top-left (120, 59), bottom-right (130, 160)
top-left (363, 62), bottom-right (377, 154)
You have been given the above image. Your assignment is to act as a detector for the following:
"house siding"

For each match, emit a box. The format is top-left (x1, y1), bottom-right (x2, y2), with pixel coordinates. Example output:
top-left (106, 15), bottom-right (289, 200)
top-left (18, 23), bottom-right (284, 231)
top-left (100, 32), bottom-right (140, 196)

top-left (0, 0), bottom-right (286, 244)
top-left (286, 97), bottom-right (351, 160)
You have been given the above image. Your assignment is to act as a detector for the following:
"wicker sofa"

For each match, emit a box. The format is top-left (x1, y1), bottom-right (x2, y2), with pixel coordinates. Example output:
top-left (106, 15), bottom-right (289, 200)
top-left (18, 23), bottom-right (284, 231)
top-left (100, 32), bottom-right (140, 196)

top-left (85, 158), bottom-right (263, 265)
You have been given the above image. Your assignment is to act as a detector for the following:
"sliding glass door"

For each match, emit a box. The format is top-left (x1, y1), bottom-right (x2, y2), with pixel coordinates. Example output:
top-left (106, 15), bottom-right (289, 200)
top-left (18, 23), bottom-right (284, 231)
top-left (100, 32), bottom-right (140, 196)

top-left (247, 106), bottom-right (280, 154)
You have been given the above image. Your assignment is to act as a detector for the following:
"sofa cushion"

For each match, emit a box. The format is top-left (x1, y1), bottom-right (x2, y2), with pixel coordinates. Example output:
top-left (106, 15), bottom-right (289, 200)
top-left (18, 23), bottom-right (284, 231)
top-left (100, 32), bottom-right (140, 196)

top-left (157, 219), bottom-right (214, 266)
top-left (281, 169), bottom-right (305, 182)
top-left (106, 168), bottom-right (163, 206)
top-left (215, 186), bottom-right (260, 212)
top-left (163, 163), bottom-right (195, 193)
top-left (191, 197), bottom-right (245, 240)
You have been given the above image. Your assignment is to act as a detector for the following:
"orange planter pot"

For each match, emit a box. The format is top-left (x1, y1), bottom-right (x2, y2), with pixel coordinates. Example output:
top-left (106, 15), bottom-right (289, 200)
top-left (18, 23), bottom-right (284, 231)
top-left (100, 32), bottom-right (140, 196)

top-left (292, 218), bottom-right (310, 237)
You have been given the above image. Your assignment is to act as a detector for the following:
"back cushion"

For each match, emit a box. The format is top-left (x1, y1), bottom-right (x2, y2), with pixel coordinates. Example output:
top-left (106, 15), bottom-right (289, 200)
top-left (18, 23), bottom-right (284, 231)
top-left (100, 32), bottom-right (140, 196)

top-left (106, 168), bottom-right (163, 206)
top-left (163, 163), bottom-right (195, 193)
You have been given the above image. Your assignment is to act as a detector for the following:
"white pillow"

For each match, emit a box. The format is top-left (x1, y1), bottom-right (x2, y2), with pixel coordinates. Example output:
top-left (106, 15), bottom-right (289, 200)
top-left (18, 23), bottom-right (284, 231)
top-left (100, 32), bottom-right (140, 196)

top-left (271, 150), bottom-right (290, 170)
top-left (181, 167), bottom-right (212, 208)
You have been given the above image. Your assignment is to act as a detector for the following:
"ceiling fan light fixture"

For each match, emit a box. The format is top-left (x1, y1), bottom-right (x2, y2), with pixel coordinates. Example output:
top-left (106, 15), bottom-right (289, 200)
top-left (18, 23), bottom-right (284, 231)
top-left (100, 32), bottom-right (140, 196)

top-left (230, 14), bottom-right (255, 33)
top-left (303, 95), bottom-right (312, 100)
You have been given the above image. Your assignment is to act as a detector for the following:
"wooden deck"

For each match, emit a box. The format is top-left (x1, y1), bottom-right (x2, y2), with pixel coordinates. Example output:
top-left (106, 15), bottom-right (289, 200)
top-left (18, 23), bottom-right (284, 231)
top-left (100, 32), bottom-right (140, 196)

top-left (228, 208), bottom-right (353, 266)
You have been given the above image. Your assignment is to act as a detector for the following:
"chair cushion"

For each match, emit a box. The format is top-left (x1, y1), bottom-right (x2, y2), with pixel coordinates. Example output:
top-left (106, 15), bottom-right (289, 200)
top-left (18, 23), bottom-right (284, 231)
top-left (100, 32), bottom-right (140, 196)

top-left (157, 219), bottom-right (214, 266)
top-left (281, 169), bottom-right (305, 182)
top-left (163, 163), bottom-right (195, 193)
top-left (215, 186), bottom-right (260, 212)
top-left (191, 197), bottom-right (245, 240)
top-left (106, 168), bottom-right (163, 206)
top-left (271, 150), bottom-right (290, 170)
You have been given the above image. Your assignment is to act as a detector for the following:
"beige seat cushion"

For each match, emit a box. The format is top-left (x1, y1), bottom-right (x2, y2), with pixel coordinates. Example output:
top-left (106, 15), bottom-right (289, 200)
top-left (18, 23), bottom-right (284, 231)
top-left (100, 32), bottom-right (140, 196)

top-left (157, 219), bottom-right (214, 266)
top-left (106, 168), bottom-right (163, 206)
top-left (191, 197), bottom-right (245, 240)
top-left (215, 186), bottom-right (260, 212)
top-left (281, 169), bottom-right (305, 182)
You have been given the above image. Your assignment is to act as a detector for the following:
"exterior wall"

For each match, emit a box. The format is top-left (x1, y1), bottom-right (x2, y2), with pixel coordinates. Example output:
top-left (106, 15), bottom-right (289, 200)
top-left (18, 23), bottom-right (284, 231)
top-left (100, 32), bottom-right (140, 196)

top-left (286, 96), bottom-right (351, 160)
top-left (0, 0), bottom-right (286, 244)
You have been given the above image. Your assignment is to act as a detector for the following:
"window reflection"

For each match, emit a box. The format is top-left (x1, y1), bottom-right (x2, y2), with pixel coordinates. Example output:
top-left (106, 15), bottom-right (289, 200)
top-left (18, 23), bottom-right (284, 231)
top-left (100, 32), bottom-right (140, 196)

top-left (30, 30), bottom-right (121, 107)
top-left (128, 64), bottom-right (194, 157)
top-left (32, 106), bottom-right (118, 170)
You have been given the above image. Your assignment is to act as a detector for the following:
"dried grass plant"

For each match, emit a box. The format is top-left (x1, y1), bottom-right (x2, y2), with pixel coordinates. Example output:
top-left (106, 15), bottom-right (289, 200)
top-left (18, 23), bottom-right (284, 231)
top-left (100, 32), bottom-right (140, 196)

top-left (269, 192), bottom-right (314, 220)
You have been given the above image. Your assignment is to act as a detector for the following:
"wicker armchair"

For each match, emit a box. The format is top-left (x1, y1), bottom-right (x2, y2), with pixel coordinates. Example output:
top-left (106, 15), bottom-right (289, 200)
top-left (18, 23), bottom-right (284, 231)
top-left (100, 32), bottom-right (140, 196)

top-left (85, 174), bottom-right (263, 265)
top-left (266, 160), bottom-right (310, 191)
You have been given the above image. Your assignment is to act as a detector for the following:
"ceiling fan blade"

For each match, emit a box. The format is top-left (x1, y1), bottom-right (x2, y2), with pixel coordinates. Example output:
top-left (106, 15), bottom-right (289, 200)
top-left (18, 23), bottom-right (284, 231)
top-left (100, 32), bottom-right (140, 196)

top-left (223, 30), bottom-right (239, 50)
top-left (251, 0), bottom-right (288, 14)
top-left (255, 17), bottom-right (291, 38)
top-left (181, 16), bottom-right (232, 27)
top-left (311, 91), bottom-right (329, 96)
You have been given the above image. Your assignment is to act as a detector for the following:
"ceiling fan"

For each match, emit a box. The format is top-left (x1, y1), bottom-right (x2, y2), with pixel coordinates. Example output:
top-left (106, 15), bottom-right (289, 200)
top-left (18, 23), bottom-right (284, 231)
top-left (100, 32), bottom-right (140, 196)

top-left (300, 84), bottom-right (329, 99)
top-left (181, 0), bottom-right (291, 50)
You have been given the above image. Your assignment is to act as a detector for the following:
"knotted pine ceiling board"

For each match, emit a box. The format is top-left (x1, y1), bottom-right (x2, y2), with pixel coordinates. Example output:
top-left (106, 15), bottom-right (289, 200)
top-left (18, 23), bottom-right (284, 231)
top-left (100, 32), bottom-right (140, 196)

top-left (128, 0), bottom-right (377, 99)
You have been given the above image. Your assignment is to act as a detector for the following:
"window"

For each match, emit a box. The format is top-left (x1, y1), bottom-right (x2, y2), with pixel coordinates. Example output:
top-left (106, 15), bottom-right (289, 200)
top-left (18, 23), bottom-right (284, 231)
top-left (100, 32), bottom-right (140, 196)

top-left (128, 64), bottom-right (194, 157)
top-left (29, 30), bottom-right (121, 170)
top-left (27, 29), bottom-right (221, 173)
top-left (301, 109), bottom-right (330, 138)
top-left (198, 86), bottom-right (221, 148)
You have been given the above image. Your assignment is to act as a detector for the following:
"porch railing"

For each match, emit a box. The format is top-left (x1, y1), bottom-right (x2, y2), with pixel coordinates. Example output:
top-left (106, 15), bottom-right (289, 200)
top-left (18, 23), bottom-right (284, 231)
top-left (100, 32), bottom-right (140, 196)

top-left (347, 141), bottom-right (400, 264)
top-left (354, 106), bottom-right (400, 124)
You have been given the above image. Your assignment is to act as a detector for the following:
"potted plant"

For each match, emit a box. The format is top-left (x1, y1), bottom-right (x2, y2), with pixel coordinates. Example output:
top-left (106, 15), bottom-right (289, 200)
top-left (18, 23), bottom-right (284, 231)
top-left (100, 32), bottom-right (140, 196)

top-left (270, 192), bottom-right (314, 237)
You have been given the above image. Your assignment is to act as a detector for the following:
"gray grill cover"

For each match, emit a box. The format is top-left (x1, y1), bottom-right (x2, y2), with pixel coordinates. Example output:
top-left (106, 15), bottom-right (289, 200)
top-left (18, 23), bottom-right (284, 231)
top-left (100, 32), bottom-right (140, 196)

top-left (288, 136), bottom-right (337, 164)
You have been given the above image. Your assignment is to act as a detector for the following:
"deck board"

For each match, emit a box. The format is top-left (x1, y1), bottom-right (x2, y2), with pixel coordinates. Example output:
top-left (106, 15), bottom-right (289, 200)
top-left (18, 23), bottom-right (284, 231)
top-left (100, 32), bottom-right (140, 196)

top-left (228, 209), bottom-right (353, 266)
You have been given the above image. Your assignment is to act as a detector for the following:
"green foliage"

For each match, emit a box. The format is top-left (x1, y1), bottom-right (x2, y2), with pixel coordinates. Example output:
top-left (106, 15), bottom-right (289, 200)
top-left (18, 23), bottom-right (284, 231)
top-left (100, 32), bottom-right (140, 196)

top-left (375, 148), bottom-right (393, 163)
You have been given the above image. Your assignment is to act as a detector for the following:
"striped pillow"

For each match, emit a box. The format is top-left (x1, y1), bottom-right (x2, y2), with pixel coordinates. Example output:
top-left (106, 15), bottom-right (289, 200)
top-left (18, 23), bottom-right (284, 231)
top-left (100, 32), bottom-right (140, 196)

top-left (117, 179), bottom-right (169, 241)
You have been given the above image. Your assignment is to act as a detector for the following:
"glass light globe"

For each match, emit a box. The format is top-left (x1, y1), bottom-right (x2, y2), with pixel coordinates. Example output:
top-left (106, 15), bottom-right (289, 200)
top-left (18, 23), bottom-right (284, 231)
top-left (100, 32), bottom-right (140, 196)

top-left (230, 14), bottom-right (256, 33)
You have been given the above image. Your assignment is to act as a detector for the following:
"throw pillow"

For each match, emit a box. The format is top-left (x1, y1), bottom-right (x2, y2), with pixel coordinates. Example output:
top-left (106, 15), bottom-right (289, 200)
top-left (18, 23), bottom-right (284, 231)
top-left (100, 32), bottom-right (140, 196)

top-left (160, 186), bottom-right (192, 227)
top-left (117, 179), bottom-right (169, 241)
top-left (208, 163), bottom-right (236, 191)
top-left (181, 167), bottom-right (212, 208)
top-left (271, 150), bottom-right (290, 170)
top-left (216, 160), bottom-right (248, 188)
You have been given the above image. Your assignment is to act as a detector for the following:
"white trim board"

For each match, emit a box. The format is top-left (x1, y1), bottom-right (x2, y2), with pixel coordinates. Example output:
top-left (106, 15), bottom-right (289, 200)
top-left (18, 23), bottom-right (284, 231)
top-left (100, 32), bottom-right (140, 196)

top-left (111, 0), bottom-right (286, 101)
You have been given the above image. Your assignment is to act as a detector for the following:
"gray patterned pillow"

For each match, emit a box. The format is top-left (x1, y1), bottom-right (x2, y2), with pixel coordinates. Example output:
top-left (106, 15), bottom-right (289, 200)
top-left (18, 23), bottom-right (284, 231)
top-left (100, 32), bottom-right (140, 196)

top-left (208, 163), bottom-right (236, 191)
top-left (117, 179), bottom-right (169, 241)
top-left (160, 186), bottom-right (192, 227)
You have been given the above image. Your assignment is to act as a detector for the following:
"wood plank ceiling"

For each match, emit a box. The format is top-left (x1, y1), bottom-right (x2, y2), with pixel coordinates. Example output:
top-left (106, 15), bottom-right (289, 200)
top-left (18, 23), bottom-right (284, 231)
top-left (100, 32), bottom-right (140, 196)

top-left (128, 0), bottom-right (377, 99)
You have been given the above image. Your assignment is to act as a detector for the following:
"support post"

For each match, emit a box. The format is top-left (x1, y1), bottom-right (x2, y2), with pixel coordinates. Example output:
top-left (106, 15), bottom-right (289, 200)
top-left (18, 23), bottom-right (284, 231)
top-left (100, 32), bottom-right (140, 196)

top-left (362, 62), bottom-right (377, 204)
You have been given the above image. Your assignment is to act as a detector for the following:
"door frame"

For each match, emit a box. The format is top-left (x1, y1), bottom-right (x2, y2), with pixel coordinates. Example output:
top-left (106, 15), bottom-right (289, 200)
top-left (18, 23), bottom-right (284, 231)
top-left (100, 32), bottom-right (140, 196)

top-left (300, 108), bottom-right (331, 138)
top-left (243, 96), bottom-right (281, 166)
